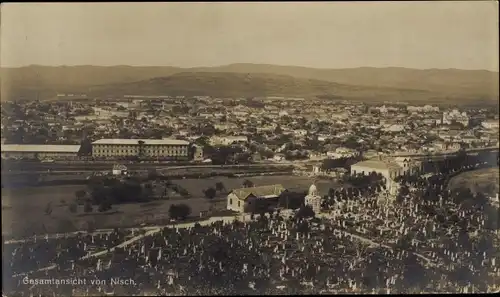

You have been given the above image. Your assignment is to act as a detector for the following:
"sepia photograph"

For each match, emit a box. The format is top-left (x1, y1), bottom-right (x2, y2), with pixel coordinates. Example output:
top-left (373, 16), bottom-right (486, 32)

top-left (1, 1), bottom-right (499, 295)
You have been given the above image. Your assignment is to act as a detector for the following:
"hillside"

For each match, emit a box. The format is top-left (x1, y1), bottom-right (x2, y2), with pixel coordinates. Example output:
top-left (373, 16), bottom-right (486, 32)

top-left (448, 167), bottom-right (499, 196)
top-left (0, 65), bottom-right (180, 101)
top-left (1, 64), bottom-right (498, 104)
top-left (82, 72), bottom-right (438, 102)
top-left (224, 64), bottom-right (499, 97)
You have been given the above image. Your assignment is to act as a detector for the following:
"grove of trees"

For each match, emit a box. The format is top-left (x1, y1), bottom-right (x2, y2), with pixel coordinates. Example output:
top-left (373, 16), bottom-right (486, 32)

top-left (168, 204), bottom-right (192, 220)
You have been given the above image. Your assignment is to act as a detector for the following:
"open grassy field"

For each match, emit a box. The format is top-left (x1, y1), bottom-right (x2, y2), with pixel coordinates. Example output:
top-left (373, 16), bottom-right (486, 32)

top-left (1, 175), bottom-right (340, 237)
top-left (448, 167), bottom-right (499, 196)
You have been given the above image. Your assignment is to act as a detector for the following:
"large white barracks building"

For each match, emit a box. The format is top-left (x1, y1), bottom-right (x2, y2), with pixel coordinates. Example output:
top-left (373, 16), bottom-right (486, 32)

top-left (91, 138), bottom-right (190, 160)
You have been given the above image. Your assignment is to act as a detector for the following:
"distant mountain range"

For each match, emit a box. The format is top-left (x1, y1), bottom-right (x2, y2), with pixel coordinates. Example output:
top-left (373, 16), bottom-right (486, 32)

top-left (1, 63), bottom-right (498, 105)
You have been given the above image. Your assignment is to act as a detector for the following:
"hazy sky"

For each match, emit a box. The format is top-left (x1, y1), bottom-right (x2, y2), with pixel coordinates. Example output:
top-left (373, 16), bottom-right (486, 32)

top-left (1, 2), bottom-right (498, 70)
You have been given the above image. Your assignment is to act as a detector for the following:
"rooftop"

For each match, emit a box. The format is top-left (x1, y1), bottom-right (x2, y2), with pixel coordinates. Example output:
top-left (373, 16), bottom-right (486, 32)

top-left (92, 139), bottom-right (190, 146)
top-left (1, 144), bottom-right (81, 153)
top-left (231, 184), bottom-right (286, 200)
top-left (351, 160), bottom-right (402, 171)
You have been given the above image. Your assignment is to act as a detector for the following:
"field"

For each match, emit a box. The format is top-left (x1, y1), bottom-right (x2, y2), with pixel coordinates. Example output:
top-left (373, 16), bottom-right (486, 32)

top-left (448, 167), bottom-right (499, 196)
top-left (1, 175), bottom-right (340, 238)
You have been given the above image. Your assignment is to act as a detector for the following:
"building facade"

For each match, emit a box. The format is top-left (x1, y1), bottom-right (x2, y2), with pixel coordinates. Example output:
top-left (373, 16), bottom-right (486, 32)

top-left (482, 120), bottom-right (500, 130)
top-left (91, 139), bottom-right (190, 160)
top-left (227, 184), bottom-right (286, 213)
top-left (393, 157), bottom-right (423, 175)
top-left (192, 144), bottom-right (204, 161)
top-left (210, 136), bottom-right (248, 146)
top-left (1, 144), bottom-right (81, 160)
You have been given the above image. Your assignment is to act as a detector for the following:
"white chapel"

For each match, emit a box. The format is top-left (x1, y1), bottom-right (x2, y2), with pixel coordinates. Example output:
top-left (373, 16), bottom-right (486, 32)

top-left (305, 183), bottom-right (322, 214)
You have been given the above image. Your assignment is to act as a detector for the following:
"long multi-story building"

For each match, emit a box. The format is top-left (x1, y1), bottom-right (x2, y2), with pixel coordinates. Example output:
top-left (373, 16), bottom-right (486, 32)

top-left (1, 144), bottom-right (81, 160)
top-left (91, 138), bottom-right (191, 160)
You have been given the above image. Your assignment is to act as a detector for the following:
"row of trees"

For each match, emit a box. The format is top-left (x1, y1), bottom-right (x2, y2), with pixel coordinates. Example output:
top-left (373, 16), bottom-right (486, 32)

top-left (320, 156), bottom-right (363, 171)
top-left (199, 144), bottom-right (253, 165)
top-left (44, 189), bottom-right (112, 217)
top-left (321, 173), bottom-right (387, 210)
top-left (395, 161), bottom-right (498, 231)
top-left (342, 171), bottom-right (385, 188)
top-left (85, 174), bottom-right (191, 207)
top-left (248, 204), bottom-right (316, 222)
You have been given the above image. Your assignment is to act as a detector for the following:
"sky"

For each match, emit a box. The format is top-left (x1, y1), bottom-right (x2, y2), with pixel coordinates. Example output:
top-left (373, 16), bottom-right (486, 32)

top-left (1, 2), bottom-right (498, 71)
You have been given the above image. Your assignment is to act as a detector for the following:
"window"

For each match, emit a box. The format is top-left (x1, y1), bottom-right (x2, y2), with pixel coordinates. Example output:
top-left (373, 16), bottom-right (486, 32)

top-left (238, 201), bottom-right (241, 208)
top-left (229, 199), bottom-right (233, 205)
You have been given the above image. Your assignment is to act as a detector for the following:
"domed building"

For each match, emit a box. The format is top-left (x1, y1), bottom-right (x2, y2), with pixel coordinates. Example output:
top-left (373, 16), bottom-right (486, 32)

top-left (305, 183), bottom-right (322, 214)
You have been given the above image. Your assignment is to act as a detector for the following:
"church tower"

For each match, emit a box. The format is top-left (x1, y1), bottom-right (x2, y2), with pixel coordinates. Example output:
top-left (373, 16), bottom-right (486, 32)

top-left (305, 183), bottom-right (322, 214)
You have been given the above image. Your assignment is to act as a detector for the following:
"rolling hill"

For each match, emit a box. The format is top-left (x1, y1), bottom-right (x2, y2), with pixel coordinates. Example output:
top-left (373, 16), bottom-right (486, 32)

top-left (1, 64), bottom-right (498, 104)
top-left (83, 72), bottom-right (436, 101)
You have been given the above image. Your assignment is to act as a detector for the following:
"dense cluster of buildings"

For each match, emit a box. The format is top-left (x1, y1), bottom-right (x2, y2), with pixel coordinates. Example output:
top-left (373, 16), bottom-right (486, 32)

top-left (1, 97), bottom-right (498, 165)
top-left (3, 97), bottom-right (498, 157)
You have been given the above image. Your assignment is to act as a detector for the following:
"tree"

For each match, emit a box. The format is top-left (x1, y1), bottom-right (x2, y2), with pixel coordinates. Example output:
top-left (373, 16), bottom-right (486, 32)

top-left (278, 191), bottom-right (305, 210)
top-left (204, 187), bottom-right (217, 200)
top-left (98, 199), bottom-right (112, 212)
top-left (75, 190), bottom-right (86, 203)
top-left (138, 140), bottom-right (145, 159)
top-left (68, 203), bottom-right (78, 213)
top-left (215, 182), bottom-right (226, 193)
top-left (84, 201), bottom-right (93, 213)
top-left (142, 182), bottom-right (155, 201)
top-left (78, 138), bottom-right (93, 156)
top-left (328, 188), bottom-right (336, 198)
top-left (243, 179), bottom-right (254, 188)
top-left (297, 220), bottom-right (310, 233)
top-left (44, 202), bottom-right (53, 216)
top-left (169, 204), bottom-right (192, 220)
top-left (274, 125), bottom-right (283, 134)
top-left (296, 205), bottom-right (315, 219)
top-left (204, 187), bottom-right (217, 212)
